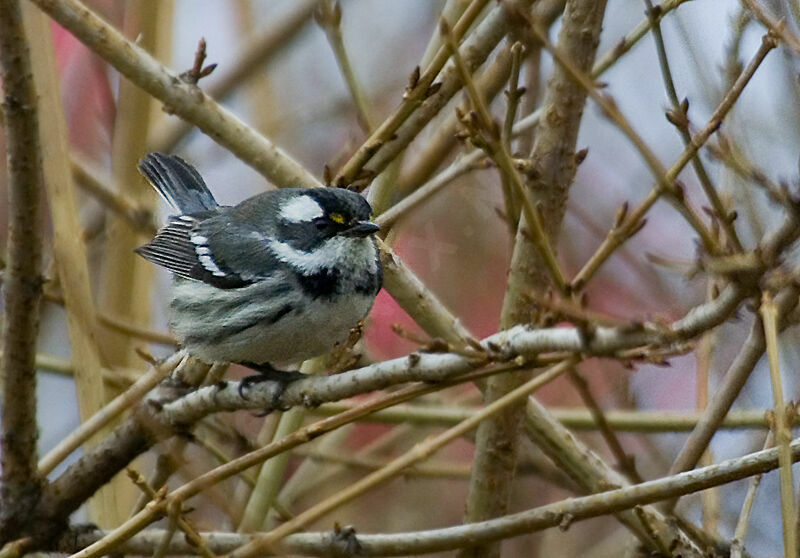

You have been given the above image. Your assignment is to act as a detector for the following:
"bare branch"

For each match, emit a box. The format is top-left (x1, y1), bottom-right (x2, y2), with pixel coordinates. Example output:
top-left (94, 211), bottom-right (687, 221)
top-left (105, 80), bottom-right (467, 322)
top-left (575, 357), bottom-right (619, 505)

top-left (0, 0), bottom-right (46, 533)
top-left (70, 437), bottom-right (800, 556)
top-left (29, 0), bottom-right (321, 189)
top-left (463, 3), bottom-right (608, 556)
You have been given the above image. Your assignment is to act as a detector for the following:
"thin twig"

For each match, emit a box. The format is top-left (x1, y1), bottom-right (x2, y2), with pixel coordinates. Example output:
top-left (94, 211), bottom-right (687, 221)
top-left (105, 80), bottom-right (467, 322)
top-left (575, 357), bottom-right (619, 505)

top-left (593, 0), bottom-right (692, 76)
top-left (572, 32), bottom-right (778, 289)
top-left (566, 366), bottom-right (642, 483)
top-left (522, 12), bottom-right (722, 258)
top-left (743, 0), bottom-right (800, 55)
top-left (291, 448), bottom-right (474, 479)
top-left (695, 278), bottom-right (719, 533)
top-left (30, 0), bottom-right (322, 188)
top-left (644, 0), bottom-right (743, 252)
top-left (760, 292), bottom-right (797, 558)
top-left (310, 403), bottom-right (800, 431)
top-left (316, 1), bottom-right (375, 133)
top-left (37, 354), bottom-right (181, 476)
top-left (126, 470), bottom-right (215, 558)
top-left (331, 0), bottom-right (494, 186)
top-left (179, 38), bottom-right (217, 85)
top-left (731, 429), bottom-right (774, 558)
top-left (667, 282), bottom-right (800, 505)
top-left (499, 41), bottom-right (526, 231)
top-left (441, 17), bottom-right (568, 294)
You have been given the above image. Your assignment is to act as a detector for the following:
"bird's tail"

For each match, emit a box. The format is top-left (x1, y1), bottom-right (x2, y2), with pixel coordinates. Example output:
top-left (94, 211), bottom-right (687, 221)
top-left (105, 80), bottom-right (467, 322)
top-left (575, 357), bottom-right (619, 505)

top-left (138, 152), bottom-right (218, 214)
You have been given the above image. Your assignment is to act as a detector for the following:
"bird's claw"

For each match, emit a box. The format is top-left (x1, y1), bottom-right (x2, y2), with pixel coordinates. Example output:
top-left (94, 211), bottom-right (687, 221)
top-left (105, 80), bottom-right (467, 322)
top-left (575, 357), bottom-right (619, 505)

top-left (238, 362), bottom-right (305, 413)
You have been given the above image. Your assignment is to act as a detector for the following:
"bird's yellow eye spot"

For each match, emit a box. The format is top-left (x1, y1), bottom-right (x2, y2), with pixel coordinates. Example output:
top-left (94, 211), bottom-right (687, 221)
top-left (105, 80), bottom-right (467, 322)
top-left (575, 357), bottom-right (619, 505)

top-left (330, 213), bottom-right (345, 224)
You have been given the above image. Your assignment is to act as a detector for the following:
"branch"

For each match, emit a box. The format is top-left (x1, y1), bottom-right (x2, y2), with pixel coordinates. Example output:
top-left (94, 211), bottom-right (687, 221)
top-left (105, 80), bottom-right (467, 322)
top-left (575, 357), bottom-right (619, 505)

top-left (311, 403), bottom-right (800, 432)
top-left (760, 292), bottom-right (797, 557)
top-left (462, 2), bottom-right (608, 556)
top-left (377, 0), bottom-right (695, 231)
top-left (315, 0), bottom-right (376, 133)
top-left (0, 0), bottom-right (46, 534)
top-left (335, 0), bottom-right (535, 188)
top-left (15, 262), bottom-right (764, 547)
top-left (151, 0), bottom-right (321, 153)
top-left (24, 0), bottom-right (111, 483)
top-left (644, 0), bottom-right (743, 252)
top-left (668, 284), bottom-right (800, 480)
top-left (572, 31), bottom-right (778, 288)
top-left (26, 196), bottom-right (799, 545)
top-left (29, 0), bottom-right (321, 189)
top-left (69, 437), bottom-right (800, 556)
top-left (231, 360), bottom-right (576, 557)
top-left (331, 0), bottom-right (495, 186)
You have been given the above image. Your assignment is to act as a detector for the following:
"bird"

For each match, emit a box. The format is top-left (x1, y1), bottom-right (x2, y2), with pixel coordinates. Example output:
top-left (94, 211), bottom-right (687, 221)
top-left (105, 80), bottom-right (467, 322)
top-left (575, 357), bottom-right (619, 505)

top-left (135, 152), bottom-right (382, 397)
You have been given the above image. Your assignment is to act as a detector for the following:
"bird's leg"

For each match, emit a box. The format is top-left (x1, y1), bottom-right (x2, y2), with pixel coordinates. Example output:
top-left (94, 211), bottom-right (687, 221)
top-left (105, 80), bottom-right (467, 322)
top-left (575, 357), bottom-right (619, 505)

top-left (238, 362), bottom-right (305, 411)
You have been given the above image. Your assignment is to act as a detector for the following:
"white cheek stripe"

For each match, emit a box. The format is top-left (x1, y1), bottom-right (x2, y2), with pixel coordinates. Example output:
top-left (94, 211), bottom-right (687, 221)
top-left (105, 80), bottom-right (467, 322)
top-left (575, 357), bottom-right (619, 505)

top-left (269, 237), bottom-right (377, 275)
top-left (269, 238), bottom-right (334, 273)
top-left (280, 195), bottom-right (323, 222)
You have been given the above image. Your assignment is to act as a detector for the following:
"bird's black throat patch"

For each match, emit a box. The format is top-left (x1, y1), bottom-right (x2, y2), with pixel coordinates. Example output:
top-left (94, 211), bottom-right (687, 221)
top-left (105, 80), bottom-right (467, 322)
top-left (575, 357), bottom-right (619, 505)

top-left (296, 267), bottom-right (341, 299)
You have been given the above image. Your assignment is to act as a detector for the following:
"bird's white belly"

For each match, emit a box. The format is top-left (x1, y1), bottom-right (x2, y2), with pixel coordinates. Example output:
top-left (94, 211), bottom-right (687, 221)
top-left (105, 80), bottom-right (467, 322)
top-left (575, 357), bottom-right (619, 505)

top-left (221, 294), bottom-right (373, 364)
top-left (171, 276), bottom-right (375, 366)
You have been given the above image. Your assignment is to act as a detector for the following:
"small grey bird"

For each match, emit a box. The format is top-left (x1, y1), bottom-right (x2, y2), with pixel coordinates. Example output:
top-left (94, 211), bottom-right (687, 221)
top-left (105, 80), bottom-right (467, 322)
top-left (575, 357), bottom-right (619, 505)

top-left (135, 153), bottom-right (382, 392)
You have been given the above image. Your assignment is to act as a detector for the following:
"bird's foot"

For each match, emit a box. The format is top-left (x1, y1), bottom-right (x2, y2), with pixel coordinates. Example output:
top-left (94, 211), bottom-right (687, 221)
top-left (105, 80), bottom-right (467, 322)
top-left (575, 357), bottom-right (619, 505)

top-left (330, 524), bottom-right (362, 556)
top-left (238, 362), bottom-right (305, 413)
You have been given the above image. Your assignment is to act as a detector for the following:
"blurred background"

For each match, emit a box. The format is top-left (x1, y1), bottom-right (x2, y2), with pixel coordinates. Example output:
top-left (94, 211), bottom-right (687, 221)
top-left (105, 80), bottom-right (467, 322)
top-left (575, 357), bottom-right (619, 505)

top-left (2, 0), bottom-right (799, 555)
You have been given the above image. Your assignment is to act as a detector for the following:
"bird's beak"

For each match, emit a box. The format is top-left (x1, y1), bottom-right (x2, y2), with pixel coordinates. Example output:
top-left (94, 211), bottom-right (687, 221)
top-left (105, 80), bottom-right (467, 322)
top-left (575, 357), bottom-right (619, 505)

top-left (342, 220), bottom-right (380, 237)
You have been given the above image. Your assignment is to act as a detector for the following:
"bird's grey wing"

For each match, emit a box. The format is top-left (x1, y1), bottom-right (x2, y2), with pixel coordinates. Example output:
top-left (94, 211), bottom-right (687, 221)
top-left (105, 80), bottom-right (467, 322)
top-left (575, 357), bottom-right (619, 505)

top-left (195, 216), bottom-right (285, 283)
top-left (135, 211), bottom-right (255, 289)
